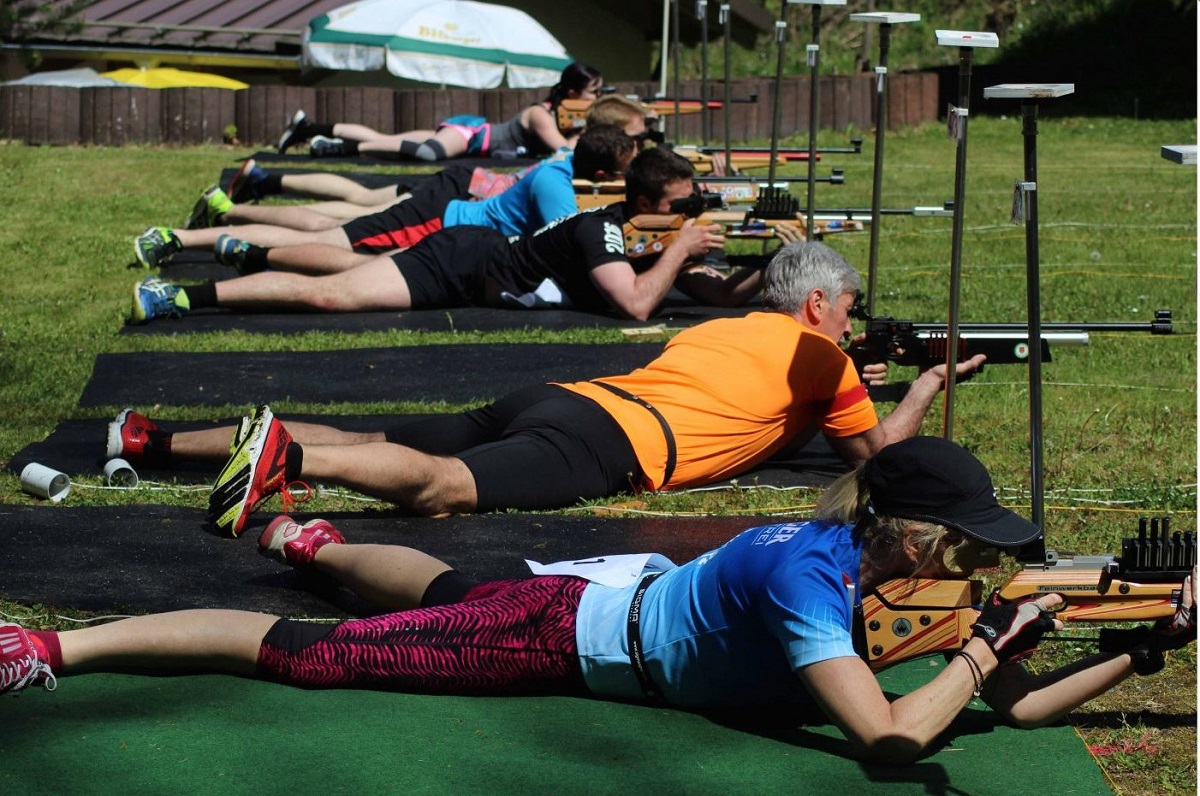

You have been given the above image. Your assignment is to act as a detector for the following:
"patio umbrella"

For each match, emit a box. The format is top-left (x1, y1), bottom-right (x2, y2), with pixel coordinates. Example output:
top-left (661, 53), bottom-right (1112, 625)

top-left (3, 68), bottom-right (124, 88)
top-left (100, 67), bottom-right (248, 89)
top-left (303, 0), bottom-right (572, 89)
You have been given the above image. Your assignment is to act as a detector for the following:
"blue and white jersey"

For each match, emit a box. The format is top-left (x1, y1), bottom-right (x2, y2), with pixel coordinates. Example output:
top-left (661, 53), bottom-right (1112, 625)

top-left (443, 155), bottom-right (576, 236)
top-left (574, 520), bottom-right (863, 707)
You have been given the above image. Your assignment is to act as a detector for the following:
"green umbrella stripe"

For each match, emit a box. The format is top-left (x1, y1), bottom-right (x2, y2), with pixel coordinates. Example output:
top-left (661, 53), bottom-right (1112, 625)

top-left (385, 36), bottom-right (570, 71)
top-left (308, 17), bottom-right (394, 48)
top-left (308, 15), bottom-right (571, 72)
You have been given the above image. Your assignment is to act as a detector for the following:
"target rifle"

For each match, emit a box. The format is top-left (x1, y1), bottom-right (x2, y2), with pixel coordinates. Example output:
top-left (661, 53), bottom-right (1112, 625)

top-left (858, 517), bottom-right (1196, 671)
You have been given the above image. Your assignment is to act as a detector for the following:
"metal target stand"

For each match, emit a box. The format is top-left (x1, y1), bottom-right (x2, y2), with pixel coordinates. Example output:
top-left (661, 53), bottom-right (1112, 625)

top-left (850, 11), bottom-right (921, 311)
top-left (984, 82), bottom-right (1075, 532)
top-left (766, 1), bottom-right (845, 233)
top-left (934, 29), bottom-right (999, 440)
top-left (696, 0), bottom-right (710, 145)
top-left (720, 3), bottom-right (733, 169)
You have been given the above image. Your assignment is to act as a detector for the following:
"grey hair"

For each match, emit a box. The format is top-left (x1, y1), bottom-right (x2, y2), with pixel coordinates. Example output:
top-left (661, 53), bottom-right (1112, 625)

top-left (762, 241), bottom-right (862, 314)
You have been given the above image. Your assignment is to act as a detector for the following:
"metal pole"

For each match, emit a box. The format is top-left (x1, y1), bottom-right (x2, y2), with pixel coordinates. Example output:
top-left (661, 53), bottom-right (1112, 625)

top-left (697, 0), bottom-right (709, 145)
top-left (941, 45), bottom-right (973, 440)
top-left (672, 0), bottom-right (682, 141)
top-left (766, 2), bottom-right (790, 186)
top-left (852, 11), bottom-right (919, 309)
top-left (804, 4), bottom-right (824, 239)
top-left (659, 0), bottom-right (670, 98)
top-left (1020, 100), bottom-right (1045, 528)
top-left (721, 3), bottom-right (732, 168)
top-left (983, 80), bottom-right (1072, 533)
top-left (864, 22), bottom-right (891, 312)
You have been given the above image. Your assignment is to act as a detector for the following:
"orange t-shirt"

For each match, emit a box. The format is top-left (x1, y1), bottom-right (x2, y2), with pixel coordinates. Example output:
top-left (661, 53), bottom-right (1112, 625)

top-left (560, 312), bottom-right (878, 490)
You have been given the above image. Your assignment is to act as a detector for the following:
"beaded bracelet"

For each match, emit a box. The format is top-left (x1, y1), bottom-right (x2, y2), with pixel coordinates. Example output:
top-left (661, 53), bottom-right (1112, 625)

top-left (955, 649), bottom-right (984, 697)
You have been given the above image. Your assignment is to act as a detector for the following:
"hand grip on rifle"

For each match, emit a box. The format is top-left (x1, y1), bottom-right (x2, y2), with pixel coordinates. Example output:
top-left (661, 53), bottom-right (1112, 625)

top-left (1098, 565), bottom-right (1196, 674)
top-left (970, 590), bottom-right (1063, 665)
top-left (675, 218), bottom-right (725, 259)
top-left (846, 319), bottom-right (999, 377)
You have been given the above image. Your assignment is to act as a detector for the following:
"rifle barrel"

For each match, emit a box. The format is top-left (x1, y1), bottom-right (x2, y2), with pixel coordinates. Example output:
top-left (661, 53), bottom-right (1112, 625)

top-left (699, 141), bottom-right (863, 155)
top-left (909, 319), bottom-right (1171, 334)
top-left (937, 331), bottom-right (1088, 346)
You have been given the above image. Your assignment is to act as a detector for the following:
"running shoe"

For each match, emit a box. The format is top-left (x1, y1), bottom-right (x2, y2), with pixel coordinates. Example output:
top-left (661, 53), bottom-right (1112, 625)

top-left (133, 226), bottom-right (181, 268)
top-left (228, 158), bottom-right (268, 204)
top-left (208, 405), bottom-right (294, 537)
top-left (130, 276), bottom-right (188, 324)
top-left (185, 185), bottom-right (233, 230)
top-left (231, 414), bottom-right (253, 452)
top-left (214, 234), bottom-right (253, 273)
top-left (309, 135), bottom-right (348, 158)
top-left (107, 408), bottom-right (171, 465)
top-left (258, 515), bottom-right (346, 568)
top-left (277, 109), bottom-right (307, 153)
top-left (0, 623), bottom-right (56, 695)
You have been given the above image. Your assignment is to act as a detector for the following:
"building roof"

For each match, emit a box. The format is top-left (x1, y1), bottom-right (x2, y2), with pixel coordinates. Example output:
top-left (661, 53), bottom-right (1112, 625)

top-left (21, 0), bottom-right (773, 69)
top-left (26, 0), bottom-right (344, 68)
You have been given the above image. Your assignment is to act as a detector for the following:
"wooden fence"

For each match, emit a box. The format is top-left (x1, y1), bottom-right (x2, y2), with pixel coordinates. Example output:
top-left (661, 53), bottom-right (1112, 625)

top-left (0, 73), bottom-right (938, 147)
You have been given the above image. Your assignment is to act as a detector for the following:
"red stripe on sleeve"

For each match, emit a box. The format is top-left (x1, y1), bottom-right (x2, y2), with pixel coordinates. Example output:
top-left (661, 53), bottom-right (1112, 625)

top-left (828, 383), bottom-right (869, 414)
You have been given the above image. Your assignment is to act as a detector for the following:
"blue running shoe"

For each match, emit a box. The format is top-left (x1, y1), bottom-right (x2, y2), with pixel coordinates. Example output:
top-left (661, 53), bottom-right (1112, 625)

top-left (130, 276), bottom-right (188, 324)
top-left (215, 234), bottom-right (253, 274)
top-left (134, 226), bottom-right (181, 269)
top-left (229, 158), bottom-right (268, 204)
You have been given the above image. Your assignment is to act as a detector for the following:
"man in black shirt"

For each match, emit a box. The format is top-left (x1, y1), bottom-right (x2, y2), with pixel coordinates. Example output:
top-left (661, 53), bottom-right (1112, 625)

top-left (130, 148), bottom-right (777, 324)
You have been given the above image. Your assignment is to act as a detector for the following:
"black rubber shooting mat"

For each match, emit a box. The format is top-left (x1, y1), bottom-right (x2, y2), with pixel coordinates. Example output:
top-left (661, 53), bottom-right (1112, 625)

top-left (248, 150), bottom-right (540, 170)
top-left (119, 300), bottom-right (751, 335)
top-left (78, 344), bottom-right (663, 407)
top-left (7, 415), bottom-right (428, 482)
top-left (155, 255), bottom-right (234, 281)
top-left (0, 505), bottom-right (754, 617)
top-left (7, 416), bottom-right (850, 489)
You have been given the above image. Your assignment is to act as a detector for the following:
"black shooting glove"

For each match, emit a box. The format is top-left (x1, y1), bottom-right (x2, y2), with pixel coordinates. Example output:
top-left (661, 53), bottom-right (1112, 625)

top-left (1099, 572), bottom-right (1196, 675)
top-left (1151, 589), bottom-right (1197, 649)
top-left (970, 590), bottom-right (1057, 665)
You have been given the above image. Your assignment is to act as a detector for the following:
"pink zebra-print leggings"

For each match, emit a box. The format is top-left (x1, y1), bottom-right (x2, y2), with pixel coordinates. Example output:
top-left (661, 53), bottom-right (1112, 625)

top-left (256, 576), bottom-right (590, 695)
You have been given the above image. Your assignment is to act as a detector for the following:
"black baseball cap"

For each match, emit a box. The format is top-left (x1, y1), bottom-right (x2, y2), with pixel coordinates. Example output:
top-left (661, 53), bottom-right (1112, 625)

top-left (863, 436), bottom-right (1042, 548)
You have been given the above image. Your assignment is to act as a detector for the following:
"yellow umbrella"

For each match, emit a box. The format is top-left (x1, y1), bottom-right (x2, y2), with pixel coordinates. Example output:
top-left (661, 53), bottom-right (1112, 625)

top-left (100, 67), bottom-right (248, 89)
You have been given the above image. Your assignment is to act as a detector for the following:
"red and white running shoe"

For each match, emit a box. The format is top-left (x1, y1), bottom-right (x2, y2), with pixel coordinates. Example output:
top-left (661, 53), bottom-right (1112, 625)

top-left (107, 408), bottom-right (171, 466)
top-left (258, 515), bottom-right (346, 567)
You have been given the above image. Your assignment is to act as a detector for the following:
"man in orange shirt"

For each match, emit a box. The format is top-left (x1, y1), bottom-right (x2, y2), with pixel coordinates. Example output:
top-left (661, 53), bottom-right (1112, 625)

top-left (107, 243), bottom-right (985, 536)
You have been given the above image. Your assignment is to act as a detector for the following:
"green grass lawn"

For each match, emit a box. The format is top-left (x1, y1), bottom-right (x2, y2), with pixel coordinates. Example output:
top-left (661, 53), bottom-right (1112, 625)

top-left (0, 114), bottom-right (1195, 792)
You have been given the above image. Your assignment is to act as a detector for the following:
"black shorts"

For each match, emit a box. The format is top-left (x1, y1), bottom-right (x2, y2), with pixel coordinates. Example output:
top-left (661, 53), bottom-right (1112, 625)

top-left (391, 226), bottom-right (507, 308)
top-left (383, 384), bottom-right (643, 511)
top-left (341, 166), bottom-right (473, 252)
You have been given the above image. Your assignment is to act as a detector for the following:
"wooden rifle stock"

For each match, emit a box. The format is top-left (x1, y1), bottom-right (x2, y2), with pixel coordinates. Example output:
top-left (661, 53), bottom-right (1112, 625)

top-left (857, 519), bottom-right (1195, 672)
top-left (623, 211), bottom-right (864, 258)
top-left (556, 98), bottom-right (595, 133)
top-left (556, 96), bottom-right (712, 137)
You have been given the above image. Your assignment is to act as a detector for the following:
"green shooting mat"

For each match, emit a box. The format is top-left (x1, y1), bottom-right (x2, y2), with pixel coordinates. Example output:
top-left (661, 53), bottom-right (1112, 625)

top-left (0, 663), bottom-right (1109, 794)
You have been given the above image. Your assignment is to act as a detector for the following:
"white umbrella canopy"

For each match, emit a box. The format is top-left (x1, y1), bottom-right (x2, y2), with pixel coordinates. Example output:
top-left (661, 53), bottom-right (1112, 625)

top-left (304, 0), bottom-right (573, 89)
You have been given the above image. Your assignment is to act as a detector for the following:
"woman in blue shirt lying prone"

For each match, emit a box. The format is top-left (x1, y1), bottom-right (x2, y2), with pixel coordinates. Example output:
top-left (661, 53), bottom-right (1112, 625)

top-left (3, 437), bottom-right (1193, 764)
